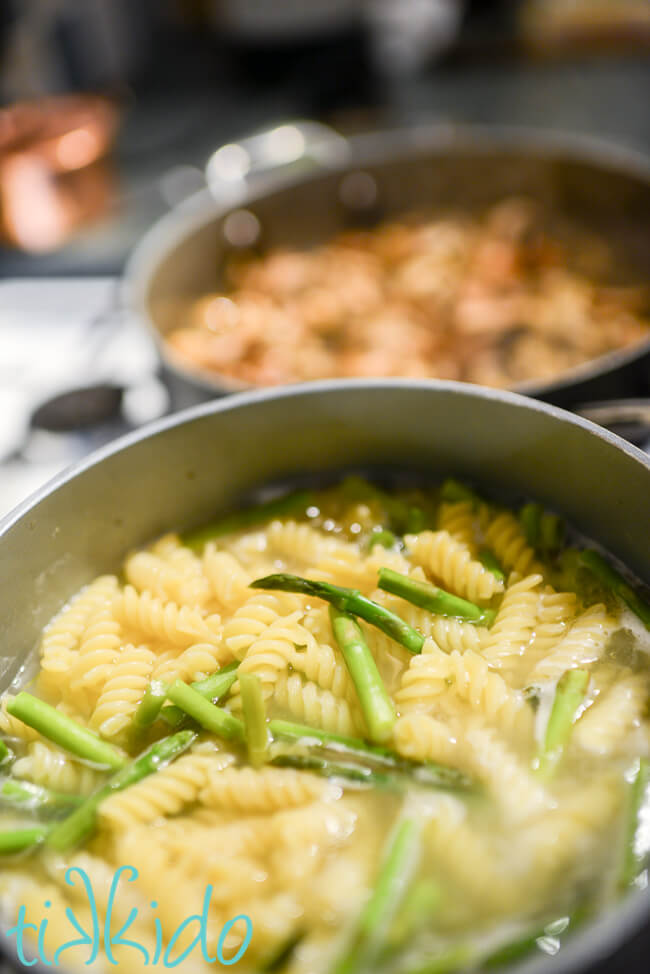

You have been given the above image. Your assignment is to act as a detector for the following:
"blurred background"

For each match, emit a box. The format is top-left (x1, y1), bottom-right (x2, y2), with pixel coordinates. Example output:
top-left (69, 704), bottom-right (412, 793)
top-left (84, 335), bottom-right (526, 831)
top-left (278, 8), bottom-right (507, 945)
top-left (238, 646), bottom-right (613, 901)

top-left (0, 0), bottom-right (649, 517)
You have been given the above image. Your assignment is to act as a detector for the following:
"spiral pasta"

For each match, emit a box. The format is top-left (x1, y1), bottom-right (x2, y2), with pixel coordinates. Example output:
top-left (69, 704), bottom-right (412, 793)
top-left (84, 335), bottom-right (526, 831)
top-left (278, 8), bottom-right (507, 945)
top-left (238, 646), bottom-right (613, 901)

top-left (484, 511), bottom-right (545, 578)
top-left (481, 573), bottom-right (543, 670)
top-left (200, 766), bottom-right (335, 813)
top-left (406, 530), bottom-right (504, 602)
top-left (12, 740), bottom-right (102, 795)
top-left (89, 643), bottom-right (156, 738)
top-left (272, 672), bottom-right (362, 736)
top-left (528, 603), bottom-right (616, 685)
top-left (437, 500), bottom-right (477, 552)
top-left (114, 585), bottom-right (221, 649)
top-left (203, 546), bottom-right (252, 610)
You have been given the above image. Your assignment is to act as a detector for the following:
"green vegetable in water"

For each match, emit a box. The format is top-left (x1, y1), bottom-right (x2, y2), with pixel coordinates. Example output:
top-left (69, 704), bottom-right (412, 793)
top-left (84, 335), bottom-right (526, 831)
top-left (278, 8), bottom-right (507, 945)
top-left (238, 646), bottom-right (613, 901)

top-left (251, 573), bottom-right (425, 654)
top-left (46, 731), bottom-right (196, 853)
top-left (240, 673), bottom-right (271, 767)
top-left (330, 607), bottom-right (396, 744)
top-left (378, 568), bottom-right (495, 626)
top-left (7, 693), bottom-right (126, 771)
top-left (534, 669), bottom-right (590, 780)
top-left (580, 550), bottom-right (650, 629)
top-left (166, 681), bottom-right (244, 741)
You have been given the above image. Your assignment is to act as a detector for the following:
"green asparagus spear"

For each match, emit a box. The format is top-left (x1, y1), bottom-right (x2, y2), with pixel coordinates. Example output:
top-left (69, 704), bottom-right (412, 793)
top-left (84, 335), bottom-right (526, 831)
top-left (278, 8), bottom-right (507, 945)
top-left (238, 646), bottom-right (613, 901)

top-left (251, 574), bottom-right (425, 654)
top-left (440, 479), bottom-right (484, 508)
top-left (1, 777), bottom-right (83, 813)
top-left (261, 931), bottom-right (305, 972)
top-left (46, 731), bottom-right (196, 852)
top-left (519, 502), bottom-right (542, 546)
top-left (378, 568), bottom-right (495, 625)
top-left (333, 818), bottom-right (420, 974)
top-left (7, 693), bottom-right (126, 771)
top-left (580, 550), bottom-right (650, 629)
top-left (339, 478), bottom-right (428, 534)
top-left (535, 669), bottom-right (589, 780)
top-left (133, 680), bottom-right (169, 730)
top-left (270, 753), bottom-right (394, 788)
top-left (268, 719), bottom-right (472, 791)
top-left (0, 826), bottom-right (49, 856)
top-left (478, 549), bottom-right (506, 584)
top-left (539, 513), bottom-right (565, 555)
top-left (240, 673), bottom-right (270, 767)
top-left (166, 681), bottom-right (244, 741)
top-left (366, 528), bottom-right (400, 552)
top-left (183, 490), bottom-right (313, 551)
top-left (620, 757), bottom-right (650, 888)
top-left (388, 878), bottom-right (443, 947)
top-left (330, 607), bottom-right (396, 744)
top-left (0, 739), bottom-right (11, 765)
top-left (139, 662), bottom-right (241, 729)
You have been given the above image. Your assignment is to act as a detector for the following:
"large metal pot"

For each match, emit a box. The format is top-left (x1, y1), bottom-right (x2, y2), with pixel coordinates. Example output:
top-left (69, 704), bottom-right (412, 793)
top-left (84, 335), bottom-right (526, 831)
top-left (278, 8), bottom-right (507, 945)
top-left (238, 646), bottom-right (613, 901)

top-left (125, 123), bottom-right (650, 412)
top-left (0, 379), bottom-right (649, 974)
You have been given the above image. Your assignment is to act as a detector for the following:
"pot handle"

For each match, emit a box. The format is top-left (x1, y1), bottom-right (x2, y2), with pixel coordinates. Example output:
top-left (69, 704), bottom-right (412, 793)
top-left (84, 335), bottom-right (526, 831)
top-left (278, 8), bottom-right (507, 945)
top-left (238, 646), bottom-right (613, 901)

top-left (204, 119), bottom-right (350, 205)
top-left (576, 399), bottom-right (650, 446)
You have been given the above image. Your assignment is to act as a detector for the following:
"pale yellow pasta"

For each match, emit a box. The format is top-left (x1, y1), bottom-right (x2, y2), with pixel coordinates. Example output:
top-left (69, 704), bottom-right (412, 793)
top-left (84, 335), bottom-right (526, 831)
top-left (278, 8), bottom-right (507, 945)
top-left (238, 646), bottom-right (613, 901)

top-left (462, 721), bottom-right (550, 823)
top-left (405, 529), bottom-right (504, 602)
top-left (114, 585), bottom-right (221, 649)
top-left (530, 587), bottom-right (579, 658)
top-left (67, 604), bottom-right (123, 714)
top-left (229, 611), bottom-right (314, 702)
top-left (271, 672), bottom-right (362, 736)
top-left (573, 676), bottom-right (649, 757)
top-left (89, 643), bottom-right (156, 738)
top-left (203, 546), bottom-right (252, 610)
top-left (39, 575), bottom-right (119, 675)
top-left (0, 694), bottom-right (41, 741)
top-left (222, 591), bottom-right (304, 659)
top-left (12, 740), bottom-right (102, 795)
top-left (446, 649), bottom-right (534, 737)
top-left (437, 500), bottom-right (477, 552)
top-left (394, 642), bottom-right (449, 713)
top-left (100, 753), bottom-right (228, 829)
top-left (393, 712), bottom-right (459, 765)
top-left (151, 640), bottom-right (230, 684)
top-left (481, 573), bottom-right (543, 670)
top-left (200, 766), bottom-right (336, 813)
top-left (267, 518), bottom-right (359, 567)
top-left (484, 511), bottom-right (545, 578)
top-left (528, 603), bottom-right (616, 684)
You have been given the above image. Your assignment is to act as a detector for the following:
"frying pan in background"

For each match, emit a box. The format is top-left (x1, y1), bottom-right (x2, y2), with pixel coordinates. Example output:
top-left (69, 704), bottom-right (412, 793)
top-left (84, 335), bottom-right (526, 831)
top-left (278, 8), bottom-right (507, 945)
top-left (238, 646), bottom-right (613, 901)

top-left (125, 122), bottom-right (650, 414)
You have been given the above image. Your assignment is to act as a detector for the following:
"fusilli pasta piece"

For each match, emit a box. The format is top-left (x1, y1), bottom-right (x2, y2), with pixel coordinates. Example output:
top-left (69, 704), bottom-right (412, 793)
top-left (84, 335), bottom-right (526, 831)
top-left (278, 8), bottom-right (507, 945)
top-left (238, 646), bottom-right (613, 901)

top-left (272, 672), bottom-right (362, 736)
top-left (89, 643), bottom-right (156, 738)
top-left (437, 501), bottom-right (477, 552)
top-left (12, 740), bottom-right (102, 795)
top-left (573, 676), bottom-right (649, 756)
top-left (527, 604), bottom-right (616, 685)
top-left (393, 713), bottom-right (459, 766)
top-left (222, 592), bottom-right (304, 659)
top-left (481, 574), bottom-right (543, 670)
top-left (114, 585), bottom-right (221, 649)
top-left (405, 530), bottom-right (503, 602)
top-left (39, 575), bottom-right (118, 675)
top-left (203, 546), bottom-right (252, 610)
top-left (200, 766), bottom-right (336, 813)
top-left (484, 511), bottom-right (545, 578)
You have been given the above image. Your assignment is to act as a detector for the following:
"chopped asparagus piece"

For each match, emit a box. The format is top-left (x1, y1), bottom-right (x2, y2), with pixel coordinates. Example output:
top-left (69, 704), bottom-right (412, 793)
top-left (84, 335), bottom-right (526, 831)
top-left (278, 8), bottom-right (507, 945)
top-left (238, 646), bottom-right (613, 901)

top-left (378, 568), bottom-right (495, 625)
top-left (580, 550), bottom-right (650, 629)
top-left (0, 777), bottom-right (83, 813)
top-left (166, 681), bottom-right (244, 741)
top-left (330, 607), bottom-right (396, 744)
top-left (183, 490), bottom-right (313, 551)
top-left (240, 673), bottom-right (270, 767)
top-left (7, 693), bottom-right (125, 771)
top-left (478, 549), bottom-right (506, 584)
top-left (46, 731), bottom-right (196, 852)
top-left (251, 574), bottom-right (425, 654)
top-left (620, 757), bottom-right (650, 888)
top-left (535, 669), bottom-right (589, 780)
top-left (333, 818), bottom-right (420, 974)
top-left (0, 826), bottom-right (49, 856)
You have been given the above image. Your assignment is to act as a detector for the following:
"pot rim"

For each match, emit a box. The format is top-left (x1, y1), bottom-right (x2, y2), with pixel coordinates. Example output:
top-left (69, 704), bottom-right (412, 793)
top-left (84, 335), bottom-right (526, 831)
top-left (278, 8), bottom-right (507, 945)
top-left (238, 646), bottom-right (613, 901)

top-left (1, 378), bottom-right (649, 974)
top-left (123, 120), bottom-right (650, 402)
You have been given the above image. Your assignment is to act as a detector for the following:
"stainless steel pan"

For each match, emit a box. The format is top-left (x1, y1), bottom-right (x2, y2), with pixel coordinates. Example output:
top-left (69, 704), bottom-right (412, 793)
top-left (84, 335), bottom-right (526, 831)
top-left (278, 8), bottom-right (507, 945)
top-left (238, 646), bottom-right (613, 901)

top-left (125, 123), bottom-right (650, 412)
top-left (0, 379), bottom-right (649, 974)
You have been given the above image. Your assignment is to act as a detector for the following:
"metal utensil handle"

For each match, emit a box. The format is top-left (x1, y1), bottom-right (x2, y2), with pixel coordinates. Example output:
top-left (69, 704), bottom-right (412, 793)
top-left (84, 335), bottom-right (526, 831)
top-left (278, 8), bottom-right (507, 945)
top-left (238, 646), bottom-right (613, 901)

top-left (204, 119), bottom-right (350, 204)
top-left (577, 399), bottom-right (650, 445)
